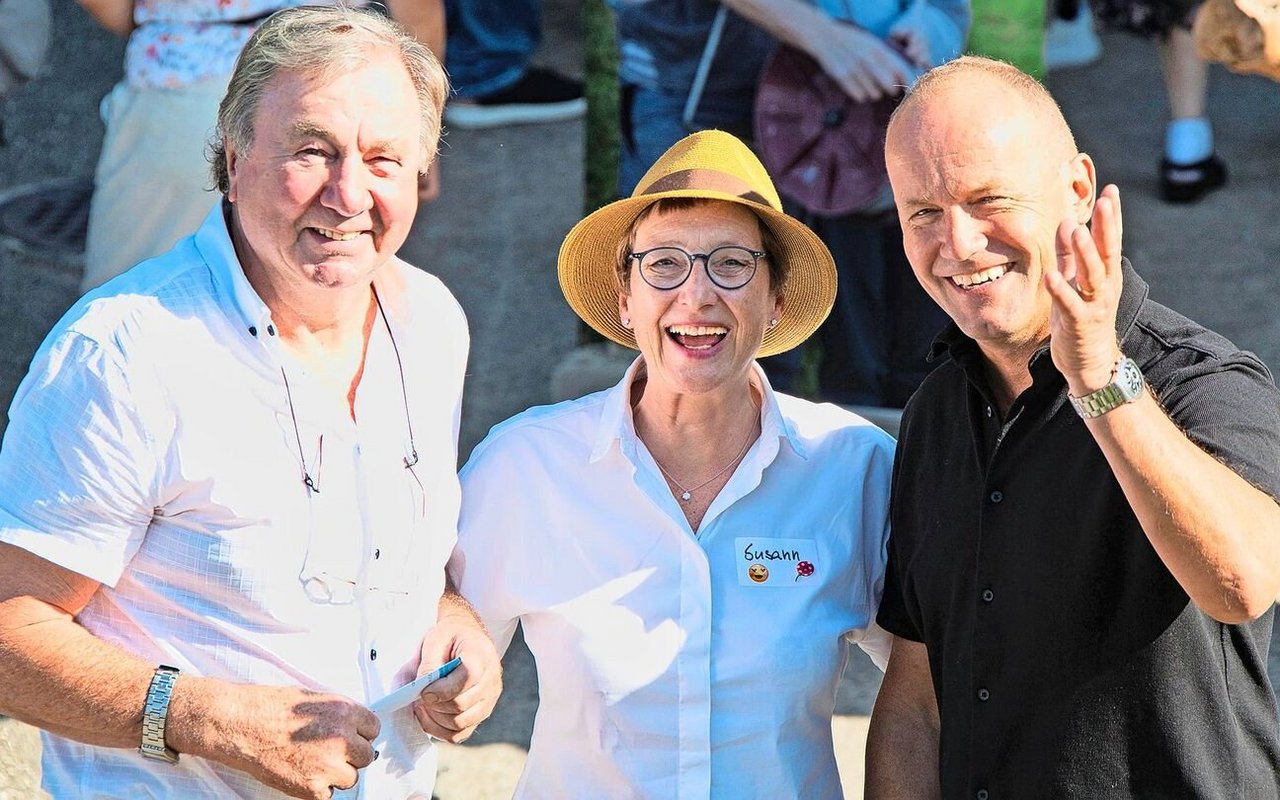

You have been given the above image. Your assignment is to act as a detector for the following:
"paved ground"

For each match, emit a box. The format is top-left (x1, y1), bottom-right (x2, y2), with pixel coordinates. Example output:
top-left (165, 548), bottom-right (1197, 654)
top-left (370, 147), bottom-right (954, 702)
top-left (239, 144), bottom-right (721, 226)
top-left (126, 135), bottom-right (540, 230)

top-left (0, 2), bottom-right (1278, 798)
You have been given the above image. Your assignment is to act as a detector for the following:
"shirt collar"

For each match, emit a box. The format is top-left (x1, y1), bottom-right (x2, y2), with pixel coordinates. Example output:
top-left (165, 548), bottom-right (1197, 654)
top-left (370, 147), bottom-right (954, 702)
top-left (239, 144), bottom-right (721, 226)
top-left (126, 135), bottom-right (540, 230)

top-left (193, 200), bottom-right (416, 341)
top-left (588, 357), bottom-right (807, 464)
top-left (195, 201), bottom-right (273, 337)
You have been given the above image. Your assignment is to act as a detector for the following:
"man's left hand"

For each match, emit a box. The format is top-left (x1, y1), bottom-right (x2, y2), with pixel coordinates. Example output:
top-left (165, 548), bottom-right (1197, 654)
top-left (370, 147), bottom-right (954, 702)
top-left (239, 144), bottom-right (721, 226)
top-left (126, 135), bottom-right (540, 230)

top-left (1047, 183), bottom-right (1126, 395)
top-left (409, 610), bottom-right (502, 743)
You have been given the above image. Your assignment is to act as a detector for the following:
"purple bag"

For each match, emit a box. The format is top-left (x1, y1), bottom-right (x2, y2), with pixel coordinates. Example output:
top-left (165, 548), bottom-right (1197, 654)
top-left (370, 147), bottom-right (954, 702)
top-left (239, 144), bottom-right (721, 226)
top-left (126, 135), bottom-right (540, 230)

top-left (754, 44), bottom-right (899, 216)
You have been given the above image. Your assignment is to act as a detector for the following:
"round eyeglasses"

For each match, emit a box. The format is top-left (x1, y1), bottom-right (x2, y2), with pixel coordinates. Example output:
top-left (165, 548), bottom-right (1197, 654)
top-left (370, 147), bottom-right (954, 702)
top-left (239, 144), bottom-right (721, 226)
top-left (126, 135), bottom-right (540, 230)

top-left (628, 245), bottom-right (766, 290)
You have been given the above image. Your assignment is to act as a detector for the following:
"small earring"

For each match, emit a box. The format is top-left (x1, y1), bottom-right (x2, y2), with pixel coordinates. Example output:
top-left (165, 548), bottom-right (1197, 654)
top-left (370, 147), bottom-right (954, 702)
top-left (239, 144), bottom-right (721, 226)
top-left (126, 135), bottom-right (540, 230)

top-left (621, 318), bottom-right (631, 328)
top-left (769, 318), bottom-right (779, 328)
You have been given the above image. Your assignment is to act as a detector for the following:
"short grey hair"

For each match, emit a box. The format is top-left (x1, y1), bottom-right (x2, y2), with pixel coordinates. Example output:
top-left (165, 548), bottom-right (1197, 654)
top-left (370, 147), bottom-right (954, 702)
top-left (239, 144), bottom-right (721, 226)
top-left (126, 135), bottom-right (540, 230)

top-left (209, 5), bottom-right (448, 194)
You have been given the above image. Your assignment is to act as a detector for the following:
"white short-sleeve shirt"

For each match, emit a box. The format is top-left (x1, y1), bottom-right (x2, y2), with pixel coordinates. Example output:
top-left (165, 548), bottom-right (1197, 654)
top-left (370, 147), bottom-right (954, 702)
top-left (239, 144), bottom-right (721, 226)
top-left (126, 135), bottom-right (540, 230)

top-left (0, 205), bottom-right (468, 799)
top-left (450, 360), bottom-right (894, 799)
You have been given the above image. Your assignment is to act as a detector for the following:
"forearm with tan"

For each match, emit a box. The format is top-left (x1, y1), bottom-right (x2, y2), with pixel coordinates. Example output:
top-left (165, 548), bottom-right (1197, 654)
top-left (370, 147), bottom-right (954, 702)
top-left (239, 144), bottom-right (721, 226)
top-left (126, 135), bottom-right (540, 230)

top-left (864, 637), bottom-right (941, 800)
top-left (721, 0), bottom-right (837, 51)
top-left (1077, 388), bottom-right (1280, 623)
top-left (0, 545), bottom-right (378, 798)
top-left (0, 593), bottom-right (156, 748)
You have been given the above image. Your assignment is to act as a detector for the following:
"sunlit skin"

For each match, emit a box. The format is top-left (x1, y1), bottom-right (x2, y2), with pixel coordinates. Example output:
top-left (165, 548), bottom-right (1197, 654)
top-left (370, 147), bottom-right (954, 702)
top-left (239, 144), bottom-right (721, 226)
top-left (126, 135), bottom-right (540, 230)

top-left (225, 49), bottom-right (425, 314)
top-left (618, 201), bottom-right (784, 405)
top-left (885, 78), bottom-right (1097, 373)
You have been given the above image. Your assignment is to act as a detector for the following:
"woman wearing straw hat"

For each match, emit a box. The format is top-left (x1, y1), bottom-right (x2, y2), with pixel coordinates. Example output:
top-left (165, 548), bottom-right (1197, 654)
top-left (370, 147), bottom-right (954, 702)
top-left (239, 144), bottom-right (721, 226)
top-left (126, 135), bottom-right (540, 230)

top-left (447, 130), bottom-right (895, 797)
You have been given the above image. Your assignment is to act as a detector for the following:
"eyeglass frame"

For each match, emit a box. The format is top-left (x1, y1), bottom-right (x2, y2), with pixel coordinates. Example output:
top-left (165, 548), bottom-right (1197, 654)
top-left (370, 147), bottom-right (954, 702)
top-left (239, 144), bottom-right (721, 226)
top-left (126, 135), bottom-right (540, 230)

top-left (626, 245), bottom-right (768, 291)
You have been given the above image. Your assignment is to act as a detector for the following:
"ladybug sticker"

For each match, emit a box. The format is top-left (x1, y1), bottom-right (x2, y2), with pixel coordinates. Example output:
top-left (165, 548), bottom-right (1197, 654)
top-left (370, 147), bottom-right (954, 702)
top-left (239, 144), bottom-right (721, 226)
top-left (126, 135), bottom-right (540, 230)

top-left (795, 561), bottom-right (814, 581)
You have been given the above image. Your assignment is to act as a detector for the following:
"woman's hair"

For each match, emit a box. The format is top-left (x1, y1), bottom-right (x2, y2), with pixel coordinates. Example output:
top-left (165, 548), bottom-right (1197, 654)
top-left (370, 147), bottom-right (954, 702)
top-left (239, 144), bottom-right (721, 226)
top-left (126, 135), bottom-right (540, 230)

top-left (209, 5), bottom-right (448, 194)
top-left (614, 198), bottom-right (788, 293)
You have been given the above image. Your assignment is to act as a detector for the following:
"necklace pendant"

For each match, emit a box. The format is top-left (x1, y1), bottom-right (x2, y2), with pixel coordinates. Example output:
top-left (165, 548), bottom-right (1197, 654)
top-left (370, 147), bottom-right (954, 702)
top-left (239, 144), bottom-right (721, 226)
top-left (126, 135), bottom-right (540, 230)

top-left (681, 491), bottom-right (692, 502)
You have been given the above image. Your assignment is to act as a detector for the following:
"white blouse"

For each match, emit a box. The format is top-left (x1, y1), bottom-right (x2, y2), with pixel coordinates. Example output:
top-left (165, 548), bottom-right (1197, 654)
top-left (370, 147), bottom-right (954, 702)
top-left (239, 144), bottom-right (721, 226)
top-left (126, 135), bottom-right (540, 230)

top-left (451, 359), bottom-right (894, 799)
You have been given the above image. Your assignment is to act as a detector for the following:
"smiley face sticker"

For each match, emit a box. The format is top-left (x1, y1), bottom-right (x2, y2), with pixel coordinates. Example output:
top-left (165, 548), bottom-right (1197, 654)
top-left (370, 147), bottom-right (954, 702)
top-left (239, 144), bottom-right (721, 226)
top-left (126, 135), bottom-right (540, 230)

top-left (748, 563), bottom-right (769, 583)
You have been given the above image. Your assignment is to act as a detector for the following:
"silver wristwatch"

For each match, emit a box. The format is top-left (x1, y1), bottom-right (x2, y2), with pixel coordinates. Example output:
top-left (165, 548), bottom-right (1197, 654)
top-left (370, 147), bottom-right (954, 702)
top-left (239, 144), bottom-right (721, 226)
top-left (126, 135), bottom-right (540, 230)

top-left (139, 665), bottom-right (180, 764)
top-left (1069, 356), bottom-right (1145, 418)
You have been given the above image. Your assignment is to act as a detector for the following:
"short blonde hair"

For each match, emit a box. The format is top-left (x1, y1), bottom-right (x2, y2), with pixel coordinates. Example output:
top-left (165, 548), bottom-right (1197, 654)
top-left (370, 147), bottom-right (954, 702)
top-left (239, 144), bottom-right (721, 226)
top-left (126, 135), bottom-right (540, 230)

top-left (209, 5), bottom-right (448, 193)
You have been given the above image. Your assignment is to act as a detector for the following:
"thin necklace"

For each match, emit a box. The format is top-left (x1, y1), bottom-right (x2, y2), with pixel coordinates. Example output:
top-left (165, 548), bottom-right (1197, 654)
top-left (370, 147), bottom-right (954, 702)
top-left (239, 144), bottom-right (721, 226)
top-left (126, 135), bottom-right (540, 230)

top-left (651, 420), bottom-right (758, 503)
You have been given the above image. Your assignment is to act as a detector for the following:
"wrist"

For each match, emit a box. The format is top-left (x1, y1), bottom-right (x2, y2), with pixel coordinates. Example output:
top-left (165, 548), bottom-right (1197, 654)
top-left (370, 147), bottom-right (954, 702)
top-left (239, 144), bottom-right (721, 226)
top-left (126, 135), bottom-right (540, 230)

top-left (1068, 355), bottom-right (1145, 419)
top-left (1065, 350), bottom-right (1125, 397)
top-left (139, 665), bottom-right (180, 763)
top-left (161, 674), bottom-right (238, 764)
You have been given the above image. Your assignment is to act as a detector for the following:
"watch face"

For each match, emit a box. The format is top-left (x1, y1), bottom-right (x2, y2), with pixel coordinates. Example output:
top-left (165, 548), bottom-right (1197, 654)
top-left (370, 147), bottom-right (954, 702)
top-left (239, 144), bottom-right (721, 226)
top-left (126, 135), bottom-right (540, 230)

top-left (1119, 359), bottom-right (1144, 396)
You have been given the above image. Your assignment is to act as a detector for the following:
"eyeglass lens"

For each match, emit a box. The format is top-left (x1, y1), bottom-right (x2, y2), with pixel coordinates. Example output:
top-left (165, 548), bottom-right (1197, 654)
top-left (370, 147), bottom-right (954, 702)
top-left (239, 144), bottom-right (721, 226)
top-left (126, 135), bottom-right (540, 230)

top-left (635, 246), bottom-right (759, 290)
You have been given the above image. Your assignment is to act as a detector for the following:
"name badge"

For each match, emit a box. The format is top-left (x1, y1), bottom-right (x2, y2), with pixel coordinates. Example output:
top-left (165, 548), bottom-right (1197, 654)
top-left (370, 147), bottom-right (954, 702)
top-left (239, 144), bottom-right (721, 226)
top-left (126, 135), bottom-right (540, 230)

top-left (735, 537), bottom-right (817, 587)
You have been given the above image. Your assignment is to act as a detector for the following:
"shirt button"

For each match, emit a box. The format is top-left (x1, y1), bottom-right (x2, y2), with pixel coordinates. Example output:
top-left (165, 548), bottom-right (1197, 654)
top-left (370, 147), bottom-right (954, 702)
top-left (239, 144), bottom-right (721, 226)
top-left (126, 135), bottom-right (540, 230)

top-left (977, 790), bottom-right (990, 800)
top-left (989, 490), bottom-right (1004, 504)
top-left (985, 406), bottom-right (993, 418)
top-left (977, 687), bottom-right (990, 702)
top-left (981, 588), bottom-right (995, 603)
top-left (370, 649), bottom-right (377, 661)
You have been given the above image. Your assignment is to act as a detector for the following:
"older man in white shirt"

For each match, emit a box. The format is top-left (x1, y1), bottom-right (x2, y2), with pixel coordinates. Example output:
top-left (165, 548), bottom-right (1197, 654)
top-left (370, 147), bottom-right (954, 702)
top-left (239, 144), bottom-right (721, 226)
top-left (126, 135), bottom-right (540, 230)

top-left (0, 8), bottom-right (500, 799)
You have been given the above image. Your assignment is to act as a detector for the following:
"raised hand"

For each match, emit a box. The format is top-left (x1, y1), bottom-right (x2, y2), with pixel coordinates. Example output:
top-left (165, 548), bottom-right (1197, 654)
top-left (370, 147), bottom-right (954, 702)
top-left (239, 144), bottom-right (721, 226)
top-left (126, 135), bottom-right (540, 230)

top-left (811, 22), bottom-right (921, 103)
top-left (1046, 183), bottom-right (1126, 395)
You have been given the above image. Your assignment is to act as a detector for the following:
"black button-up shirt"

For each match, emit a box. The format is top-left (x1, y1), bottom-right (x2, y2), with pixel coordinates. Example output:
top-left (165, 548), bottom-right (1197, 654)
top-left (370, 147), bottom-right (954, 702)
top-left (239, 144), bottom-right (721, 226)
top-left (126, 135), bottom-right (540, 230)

top-left (879, 261), bottom-right (1280, 798)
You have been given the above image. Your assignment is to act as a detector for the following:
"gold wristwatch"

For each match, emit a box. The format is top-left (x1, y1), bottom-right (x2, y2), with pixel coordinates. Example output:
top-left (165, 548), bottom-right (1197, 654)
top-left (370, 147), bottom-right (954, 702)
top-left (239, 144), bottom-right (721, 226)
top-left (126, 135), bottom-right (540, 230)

top-left (1068, 356), bottom-right (1145, 418)
top-left (139, 665), bottom-right (180, 764)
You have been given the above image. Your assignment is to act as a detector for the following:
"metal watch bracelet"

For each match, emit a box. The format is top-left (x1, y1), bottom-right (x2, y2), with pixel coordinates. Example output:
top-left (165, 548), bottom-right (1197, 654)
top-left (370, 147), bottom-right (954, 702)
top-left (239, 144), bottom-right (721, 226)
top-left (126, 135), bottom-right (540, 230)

top-left (139, 664), bottom-right (180, 764)
top-left (1068, 356), bottom-right (1145, 419)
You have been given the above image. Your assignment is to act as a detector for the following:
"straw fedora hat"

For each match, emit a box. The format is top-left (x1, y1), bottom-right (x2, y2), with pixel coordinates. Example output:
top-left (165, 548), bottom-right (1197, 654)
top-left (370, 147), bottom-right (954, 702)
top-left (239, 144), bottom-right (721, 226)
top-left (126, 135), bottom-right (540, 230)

top-left (557, 129), bottom-right (837, 358)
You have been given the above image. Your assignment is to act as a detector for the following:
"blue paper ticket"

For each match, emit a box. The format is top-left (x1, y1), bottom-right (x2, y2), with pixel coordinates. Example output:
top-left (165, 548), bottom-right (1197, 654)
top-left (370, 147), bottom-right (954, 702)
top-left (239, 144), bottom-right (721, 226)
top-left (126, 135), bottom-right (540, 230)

top-left (370, 656), bottom-right (463, 716)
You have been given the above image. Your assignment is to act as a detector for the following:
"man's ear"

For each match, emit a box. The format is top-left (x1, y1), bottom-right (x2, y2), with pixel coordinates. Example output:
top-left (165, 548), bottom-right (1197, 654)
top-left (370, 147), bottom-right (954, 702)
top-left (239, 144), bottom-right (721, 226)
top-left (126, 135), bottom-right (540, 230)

top-left (224, 140), bottom-right (241, 203)
top-left (1070, 151), bottom-right (1097, 224)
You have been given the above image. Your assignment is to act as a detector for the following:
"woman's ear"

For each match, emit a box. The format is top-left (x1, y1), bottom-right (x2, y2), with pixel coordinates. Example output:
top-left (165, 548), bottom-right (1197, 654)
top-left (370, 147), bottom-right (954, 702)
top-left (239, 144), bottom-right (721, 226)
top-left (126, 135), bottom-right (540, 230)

top-left (618, 292), bottom-right (631, 328)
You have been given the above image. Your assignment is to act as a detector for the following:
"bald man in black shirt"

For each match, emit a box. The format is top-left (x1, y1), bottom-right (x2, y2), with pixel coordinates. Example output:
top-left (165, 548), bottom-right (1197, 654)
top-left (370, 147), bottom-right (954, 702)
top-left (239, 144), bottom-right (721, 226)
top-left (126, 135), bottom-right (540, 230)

top-left (866, 56), bottom-right (1280, 799)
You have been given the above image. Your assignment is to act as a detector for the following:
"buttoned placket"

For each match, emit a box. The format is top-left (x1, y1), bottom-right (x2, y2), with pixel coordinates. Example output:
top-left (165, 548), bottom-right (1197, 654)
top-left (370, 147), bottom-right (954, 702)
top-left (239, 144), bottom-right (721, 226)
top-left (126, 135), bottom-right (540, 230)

top-left (623, 435), bottom-right (715, 797)
top-left (624, 397), bottom-right (783, 797)
top-left (251, 314), bottom-right (399, 800)
top-left (967, 379), bottom-right (1021, 797)
top-left (964, 352), bottom-right (1060, 797)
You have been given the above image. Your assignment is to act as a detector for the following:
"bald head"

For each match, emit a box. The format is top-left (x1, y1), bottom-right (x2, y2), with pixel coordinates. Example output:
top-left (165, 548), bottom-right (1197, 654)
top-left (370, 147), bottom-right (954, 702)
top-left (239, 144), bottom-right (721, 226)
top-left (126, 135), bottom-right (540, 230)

top-left (887, 56), bottom-right (1078, 165)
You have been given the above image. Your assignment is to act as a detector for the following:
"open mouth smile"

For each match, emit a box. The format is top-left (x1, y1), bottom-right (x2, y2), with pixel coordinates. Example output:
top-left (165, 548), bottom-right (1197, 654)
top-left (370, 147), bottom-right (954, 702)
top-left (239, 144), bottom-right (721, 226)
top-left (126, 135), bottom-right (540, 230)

top-left (666, 324), bottom-right (728, 350)
top-left (950, 265), bottom-right (1008, 290)
top-left (311, 227), bottom-right (364, 242)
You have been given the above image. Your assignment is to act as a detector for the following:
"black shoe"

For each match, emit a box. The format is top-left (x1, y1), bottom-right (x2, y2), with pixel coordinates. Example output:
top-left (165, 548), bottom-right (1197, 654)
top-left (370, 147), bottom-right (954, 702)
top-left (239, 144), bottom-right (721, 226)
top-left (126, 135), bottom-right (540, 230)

top-left (445, 67), bottom-right (587, 129)
top-left (1160, 154), bottom-right (1227, 203)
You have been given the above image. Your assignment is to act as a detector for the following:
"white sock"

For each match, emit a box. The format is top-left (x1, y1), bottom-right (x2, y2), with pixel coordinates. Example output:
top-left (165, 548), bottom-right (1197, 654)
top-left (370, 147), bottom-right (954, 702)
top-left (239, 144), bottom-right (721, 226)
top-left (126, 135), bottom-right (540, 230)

top-left (1165, 117), bottom-right (1213, 164)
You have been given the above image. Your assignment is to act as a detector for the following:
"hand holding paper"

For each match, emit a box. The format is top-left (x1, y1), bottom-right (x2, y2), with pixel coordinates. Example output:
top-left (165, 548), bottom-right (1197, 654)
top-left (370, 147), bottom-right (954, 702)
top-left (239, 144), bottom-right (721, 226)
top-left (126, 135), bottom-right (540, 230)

top-left (369, 657), bottom-right (462, 721)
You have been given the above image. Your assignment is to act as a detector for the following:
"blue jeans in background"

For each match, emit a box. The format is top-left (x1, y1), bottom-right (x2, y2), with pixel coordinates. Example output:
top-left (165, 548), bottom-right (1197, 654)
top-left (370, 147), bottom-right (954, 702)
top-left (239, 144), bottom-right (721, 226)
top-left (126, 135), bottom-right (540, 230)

top-left (445, 0), bottom-right (540, 97)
